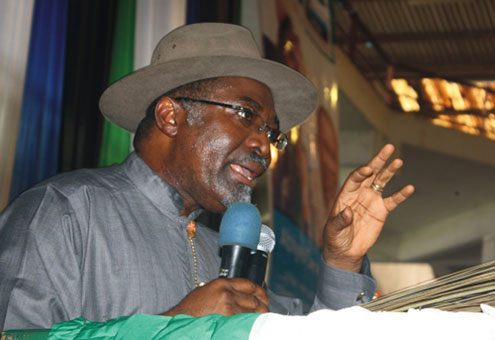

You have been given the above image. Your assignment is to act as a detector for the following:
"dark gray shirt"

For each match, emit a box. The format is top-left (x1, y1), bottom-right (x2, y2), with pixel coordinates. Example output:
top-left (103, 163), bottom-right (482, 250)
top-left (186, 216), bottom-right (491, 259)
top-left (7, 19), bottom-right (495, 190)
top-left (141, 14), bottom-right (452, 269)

top-left (0, 153), bottom-right (376, 330)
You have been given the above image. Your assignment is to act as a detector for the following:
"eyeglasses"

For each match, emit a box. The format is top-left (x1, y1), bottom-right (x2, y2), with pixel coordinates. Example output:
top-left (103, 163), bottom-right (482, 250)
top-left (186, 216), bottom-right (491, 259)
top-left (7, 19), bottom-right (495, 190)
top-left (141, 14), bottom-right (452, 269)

top-left (174, 97), bottom-right (288, 150)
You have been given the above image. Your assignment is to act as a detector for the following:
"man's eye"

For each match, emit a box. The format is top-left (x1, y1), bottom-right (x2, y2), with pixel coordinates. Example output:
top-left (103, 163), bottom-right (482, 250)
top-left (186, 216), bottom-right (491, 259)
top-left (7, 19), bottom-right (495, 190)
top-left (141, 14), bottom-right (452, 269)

top-left (238, 109), bottom-right (254, 121)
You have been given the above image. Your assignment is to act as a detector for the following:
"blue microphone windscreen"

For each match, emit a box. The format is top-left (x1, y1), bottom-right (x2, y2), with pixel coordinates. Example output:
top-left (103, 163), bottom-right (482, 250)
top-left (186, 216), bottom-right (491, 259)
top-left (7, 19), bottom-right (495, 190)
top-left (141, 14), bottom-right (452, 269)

top-left (218, 202), bottom-right (261, 250)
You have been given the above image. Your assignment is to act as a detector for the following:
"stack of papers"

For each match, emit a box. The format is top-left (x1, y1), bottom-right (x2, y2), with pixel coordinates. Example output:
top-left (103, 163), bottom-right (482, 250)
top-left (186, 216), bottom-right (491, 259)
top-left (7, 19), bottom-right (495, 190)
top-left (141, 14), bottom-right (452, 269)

top-left (363, 260), bottom-right (495, 312)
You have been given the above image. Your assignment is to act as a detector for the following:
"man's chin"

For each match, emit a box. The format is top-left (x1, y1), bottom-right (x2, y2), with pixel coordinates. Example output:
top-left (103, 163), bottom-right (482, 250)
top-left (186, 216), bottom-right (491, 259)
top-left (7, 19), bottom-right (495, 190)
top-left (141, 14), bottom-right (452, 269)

top-left (220, 184), bottom-right (253, 208)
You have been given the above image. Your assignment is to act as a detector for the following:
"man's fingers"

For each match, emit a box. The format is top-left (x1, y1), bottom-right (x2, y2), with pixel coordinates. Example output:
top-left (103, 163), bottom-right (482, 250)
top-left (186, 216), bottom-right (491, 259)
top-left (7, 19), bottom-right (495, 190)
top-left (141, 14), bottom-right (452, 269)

top-left (367, 144), bottom-right (395, 174)
top-left (340, 145), bottom-right (400, 194)
top-left (233, 289), bottom-right (269, 312)
top-left (341, 166), bottom-right (373, 193)
top-left (372, 158), bottom-right (404, 191)
top-left (230, 278), bottom-right (269, 306)
top-left (384, 185), bottom-right (415, 211)
top-left (228, 278), bottom-right (269, 313)
top-left (229, 277), bottom-right (257, 293)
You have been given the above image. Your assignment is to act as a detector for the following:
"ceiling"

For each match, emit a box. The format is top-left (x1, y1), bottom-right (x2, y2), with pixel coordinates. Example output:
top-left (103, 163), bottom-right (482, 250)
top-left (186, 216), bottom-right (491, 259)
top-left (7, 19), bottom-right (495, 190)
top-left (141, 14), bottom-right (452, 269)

top-left (334, 0), bottom-right (495, 81)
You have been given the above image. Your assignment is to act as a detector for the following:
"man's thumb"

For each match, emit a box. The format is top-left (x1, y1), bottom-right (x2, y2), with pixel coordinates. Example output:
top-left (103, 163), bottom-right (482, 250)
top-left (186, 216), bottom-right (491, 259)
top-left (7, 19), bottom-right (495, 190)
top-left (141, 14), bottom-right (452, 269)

top-left (332, 207), bottom-right (353, 232)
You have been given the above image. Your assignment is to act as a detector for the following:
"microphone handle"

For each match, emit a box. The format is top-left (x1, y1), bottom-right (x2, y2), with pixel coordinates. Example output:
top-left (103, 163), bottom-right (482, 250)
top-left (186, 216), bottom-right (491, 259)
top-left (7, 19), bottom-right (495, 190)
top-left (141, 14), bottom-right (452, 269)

top-left (246, 250), bottom-right (268, 286)
top-left (218, 245), bottom-right (252, 278)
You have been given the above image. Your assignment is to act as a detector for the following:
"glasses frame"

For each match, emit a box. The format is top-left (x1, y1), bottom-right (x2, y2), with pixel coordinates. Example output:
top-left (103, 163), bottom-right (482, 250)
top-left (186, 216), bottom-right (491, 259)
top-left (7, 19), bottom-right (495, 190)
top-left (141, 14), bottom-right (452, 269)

top-left (174, 97), bottom-right (288, 150)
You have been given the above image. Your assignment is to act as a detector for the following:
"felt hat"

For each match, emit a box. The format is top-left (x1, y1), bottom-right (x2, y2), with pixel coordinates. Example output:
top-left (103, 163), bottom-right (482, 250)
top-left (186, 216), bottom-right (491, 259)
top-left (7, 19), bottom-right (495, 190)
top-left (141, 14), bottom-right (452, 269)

top-left (99, 23), bottom-right (317, 133)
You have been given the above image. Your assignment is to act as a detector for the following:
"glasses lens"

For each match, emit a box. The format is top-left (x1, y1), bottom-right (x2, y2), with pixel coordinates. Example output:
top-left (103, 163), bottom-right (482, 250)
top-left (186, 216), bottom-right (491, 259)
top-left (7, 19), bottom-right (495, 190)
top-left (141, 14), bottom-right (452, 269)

top-left (276, 134), bottom-right (288, 150)
top-left (267, 129), bottom-right (288, 150)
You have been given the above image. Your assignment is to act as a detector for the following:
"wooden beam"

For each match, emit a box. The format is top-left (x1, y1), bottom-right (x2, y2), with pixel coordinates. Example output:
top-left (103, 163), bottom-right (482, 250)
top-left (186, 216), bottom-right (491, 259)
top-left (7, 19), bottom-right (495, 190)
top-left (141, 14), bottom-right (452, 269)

top-left (336, 30), bottom-right (495, 45)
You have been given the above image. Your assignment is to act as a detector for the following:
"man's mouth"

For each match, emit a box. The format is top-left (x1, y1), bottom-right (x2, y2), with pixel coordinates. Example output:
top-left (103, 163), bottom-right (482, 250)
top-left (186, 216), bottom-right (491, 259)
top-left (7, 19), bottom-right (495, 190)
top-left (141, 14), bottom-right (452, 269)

top-left (230, 163), bottom-right (257, 182)
top-left (228, 153), bottom-right (268, 187)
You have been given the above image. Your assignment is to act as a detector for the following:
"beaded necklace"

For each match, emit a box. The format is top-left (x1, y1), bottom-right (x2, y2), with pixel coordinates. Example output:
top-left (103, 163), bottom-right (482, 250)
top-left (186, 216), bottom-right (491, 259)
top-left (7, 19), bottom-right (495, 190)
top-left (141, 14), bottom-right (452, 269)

top-left (186, 220), bottom-right (206, 288)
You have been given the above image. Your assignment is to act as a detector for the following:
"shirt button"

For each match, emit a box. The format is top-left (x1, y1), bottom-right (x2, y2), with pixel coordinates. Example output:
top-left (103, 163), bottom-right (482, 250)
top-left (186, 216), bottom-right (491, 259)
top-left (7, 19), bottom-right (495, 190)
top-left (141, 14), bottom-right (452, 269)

top-left (356, 292), bottom-right (366, 301)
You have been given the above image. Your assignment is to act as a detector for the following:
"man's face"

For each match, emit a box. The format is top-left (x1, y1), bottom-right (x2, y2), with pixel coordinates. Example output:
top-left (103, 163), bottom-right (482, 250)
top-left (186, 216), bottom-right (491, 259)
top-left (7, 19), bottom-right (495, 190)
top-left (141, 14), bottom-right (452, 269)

top-left (172, 77), bottom-right (277, 213)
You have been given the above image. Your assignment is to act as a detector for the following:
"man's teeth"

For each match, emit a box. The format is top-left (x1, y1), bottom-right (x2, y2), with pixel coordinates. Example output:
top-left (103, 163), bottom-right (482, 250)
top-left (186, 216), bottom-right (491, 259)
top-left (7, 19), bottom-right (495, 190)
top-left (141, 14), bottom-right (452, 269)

top-left (232, 164), bottom-right (253, 180)
top-left (234, 167), bottom-right (252, 180)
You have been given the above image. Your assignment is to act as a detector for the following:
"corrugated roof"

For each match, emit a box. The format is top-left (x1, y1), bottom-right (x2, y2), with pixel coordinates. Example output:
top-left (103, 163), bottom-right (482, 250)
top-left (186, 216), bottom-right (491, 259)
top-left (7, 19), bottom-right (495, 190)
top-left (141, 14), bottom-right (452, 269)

top-left (335, 0), bottom-right (495, 80)
top-left (334, 0), bottom-right (495, 140)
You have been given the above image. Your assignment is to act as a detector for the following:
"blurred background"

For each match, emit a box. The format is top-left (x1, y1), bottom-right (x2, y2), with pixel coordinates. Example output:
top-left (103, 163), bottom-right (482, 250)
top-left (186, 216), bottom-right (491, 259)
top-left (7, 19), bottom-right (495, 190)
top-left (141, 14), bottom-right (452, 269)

top-left (1, 0), bottom-right (494, 311)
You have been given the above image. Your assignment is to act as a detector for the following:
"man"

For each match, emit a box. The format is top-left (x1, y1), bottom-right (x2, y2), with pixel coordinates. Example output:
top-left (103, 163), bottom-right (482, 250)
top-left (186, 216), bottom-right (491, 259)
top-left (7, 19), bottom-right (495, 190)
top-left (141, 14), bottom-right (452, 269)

top-left (0, 23), bottom-right (414, 330)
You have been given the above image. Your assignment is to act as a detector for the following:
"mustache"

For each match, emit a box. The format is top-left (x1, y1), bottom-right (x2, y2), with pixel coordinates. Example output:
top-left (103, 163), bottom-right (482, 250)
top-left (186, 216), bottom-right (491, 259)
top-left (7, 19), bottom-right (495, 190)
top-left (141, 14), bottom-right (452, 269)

top-left (237, 153), bottom-right (268, 171)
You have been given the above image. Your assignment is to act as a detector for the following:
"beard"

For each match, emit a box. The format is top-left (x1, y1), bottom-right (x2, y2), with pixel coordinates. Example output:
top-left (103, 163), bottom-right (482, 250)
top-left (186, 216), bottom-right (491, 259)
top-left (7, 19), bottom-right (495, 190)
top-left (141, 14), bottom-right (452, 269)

top-left (219, 182), bottom-right (253, 208)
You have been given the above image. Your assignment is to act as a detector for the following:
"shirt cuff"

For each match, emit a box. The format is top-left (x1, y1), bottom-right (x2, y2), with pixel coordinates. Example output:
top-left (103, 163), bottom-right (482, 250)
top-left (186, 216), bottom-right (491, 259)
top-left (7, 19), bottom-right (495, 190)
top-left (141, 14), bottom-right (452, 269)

top-left (313, 255), bottom-right (377, 311)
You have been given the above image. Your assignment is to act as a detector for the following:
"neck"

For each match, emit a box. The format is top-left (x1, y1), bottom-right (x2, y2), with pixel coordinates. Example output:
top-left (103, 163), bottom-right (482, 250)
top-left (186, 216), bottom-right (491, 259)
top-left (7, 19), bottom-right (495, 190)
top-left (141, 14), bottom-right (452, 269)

top-left (137, 149), bottom-right (201, 217)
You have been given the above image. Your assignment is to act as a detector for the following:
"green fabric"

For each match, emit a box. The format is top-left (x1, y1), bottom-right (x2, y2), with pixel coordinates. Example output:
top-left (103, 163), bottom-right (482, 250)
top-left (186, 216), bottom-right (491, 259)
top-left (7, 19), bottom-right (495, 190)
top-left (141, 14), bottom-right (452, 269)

top-left (98, 0), bottom-right (135, 167)
top-left (1, 329), bottom-right (50, 340)
top-left (46, 314), bottom-right (261, 340)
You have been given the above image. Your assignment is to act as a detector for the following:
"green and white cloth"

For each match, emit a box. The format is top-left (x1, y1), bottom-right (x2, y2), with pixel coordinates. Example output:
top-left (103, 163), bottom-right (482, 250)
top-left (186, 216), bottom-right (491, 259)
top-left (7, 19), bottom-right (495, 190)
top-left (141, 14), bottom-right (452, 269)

top-left (42, 305), bottom-right (495, 340)
top-left (4, 305), bottom-right (494, 340)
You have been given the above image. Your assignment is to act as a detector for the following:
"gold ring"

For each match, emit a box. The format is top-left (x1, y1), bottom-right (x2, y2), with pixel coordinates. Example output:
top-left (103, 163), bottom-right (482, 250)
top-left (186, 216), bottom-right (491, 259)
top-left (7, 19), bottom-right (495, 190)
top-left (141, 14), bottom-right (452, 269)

top-left (370, 183), bottom-right (384, 193)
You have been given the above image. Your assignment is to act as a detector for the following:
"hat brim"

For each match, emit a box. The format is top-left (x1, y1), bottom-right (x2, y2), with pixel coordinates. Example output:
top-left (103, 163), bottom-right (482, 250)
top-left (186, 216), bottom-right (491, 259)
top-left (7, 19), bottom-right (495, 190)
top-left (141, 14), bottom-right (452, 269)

top-left (99, 55), bottom-right (317, 133)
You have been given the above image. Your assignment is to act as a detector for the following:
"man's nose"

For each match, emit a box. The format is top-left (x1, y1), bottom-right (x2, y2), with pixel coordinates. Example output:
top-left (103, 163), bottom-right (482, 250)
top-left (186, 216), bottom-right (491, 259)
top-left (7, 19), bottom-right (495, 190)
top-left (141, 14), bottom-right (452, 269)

top-left (245, 129), bottom-right (272, 161)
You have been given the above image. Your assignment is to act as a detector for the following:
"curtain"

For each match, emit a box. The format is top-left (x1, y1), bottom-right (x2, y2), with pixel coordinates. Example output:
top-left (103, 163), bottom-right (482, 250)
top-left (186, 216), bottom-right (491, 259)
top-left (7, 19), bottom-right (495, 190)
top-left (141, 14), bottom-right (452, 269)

top-left (98, 0), bottom-right (136, 167)
top-left (9, 0), bottom-right (68, 201)
top-left (58, 0), bottom-right (117, 172)
top-left (134, 0), bottom-right (186, 70)
top-left (186, 0), bottom-right (241, 24)
top-left (98, 0), bottom-right (190, 167)
top-left (0, 0), bottom-right (35, 210)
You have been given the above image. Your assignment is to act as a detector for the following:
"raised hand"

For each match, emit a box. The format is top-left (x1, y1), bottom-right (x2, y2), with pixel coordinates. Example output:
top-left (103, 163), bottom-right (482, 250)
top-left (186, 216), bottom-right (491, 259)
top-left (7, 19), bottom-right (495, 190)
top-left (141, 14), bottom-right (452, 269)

top-left (162, 277), bottom-right (269, 317)
top-left (322, 144), bottom-right (415, 272)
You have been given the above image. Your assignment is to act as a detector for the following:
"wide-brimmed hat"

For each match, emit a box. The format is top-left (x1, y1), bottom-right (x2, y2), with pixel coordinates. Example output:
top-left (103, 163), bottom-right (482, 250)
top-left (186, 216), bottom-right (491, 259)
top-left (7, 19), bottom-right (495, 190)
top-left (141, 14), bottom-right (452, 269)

top-left (99, 23), bottom-right (317, 133)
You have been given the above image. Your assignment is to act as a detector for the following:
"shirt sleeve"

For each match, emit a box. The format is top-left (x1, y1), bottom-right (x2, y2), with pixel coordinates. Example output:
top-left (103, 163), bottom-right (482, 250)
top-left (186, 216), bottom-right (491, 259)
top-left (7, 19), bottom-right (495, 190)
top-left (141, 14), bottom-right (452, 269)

top-left (310, 255), bottom-right (377, 312)
top-left (267, 289), bottom-right (304, 315)
top-left (0, 186), bottom-right (83, 330)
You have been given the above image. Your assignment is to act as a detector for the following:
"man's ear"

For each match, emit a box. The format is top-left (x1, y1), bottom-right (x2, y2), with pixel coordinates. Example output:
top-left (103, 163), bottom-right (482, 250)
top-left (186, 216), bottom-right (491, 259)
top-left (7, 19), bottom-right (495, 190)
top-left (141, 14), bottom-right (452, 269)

top-left (154, 96), bottom-right (182, 137)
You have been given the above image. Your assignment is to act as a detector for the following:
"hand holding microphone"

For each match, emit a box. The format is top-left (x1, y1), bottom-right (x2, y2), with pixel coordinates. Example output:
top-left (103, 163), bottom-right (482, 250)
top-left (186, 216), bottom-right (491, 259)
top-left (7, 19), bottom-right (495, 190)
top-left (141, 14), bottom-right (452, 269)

top-left (161, 276), bottom-right (269, 317)
top-left (162, 203), bottom-right (271, 317)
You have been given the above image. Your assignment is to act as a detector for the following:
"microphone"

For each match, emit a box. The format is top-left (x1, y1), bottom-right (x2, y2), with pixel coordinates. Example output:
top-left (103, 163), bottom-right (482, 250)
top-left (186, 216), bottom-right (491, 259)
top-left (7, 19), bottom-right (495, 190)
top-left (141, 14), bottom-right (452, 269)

top-left (246, 224), bottom-right (276, 286)
top-left (218, 202), bottom-right (261, 279)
